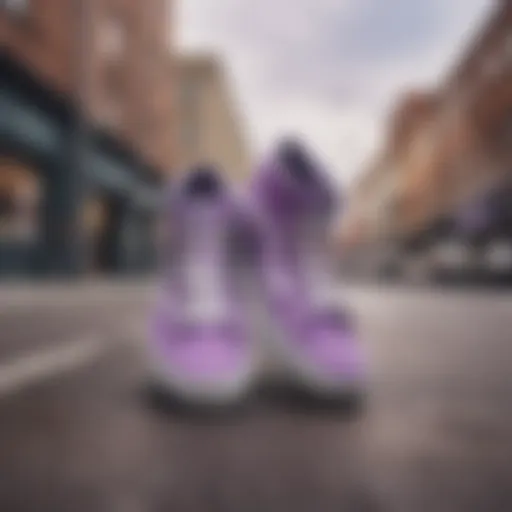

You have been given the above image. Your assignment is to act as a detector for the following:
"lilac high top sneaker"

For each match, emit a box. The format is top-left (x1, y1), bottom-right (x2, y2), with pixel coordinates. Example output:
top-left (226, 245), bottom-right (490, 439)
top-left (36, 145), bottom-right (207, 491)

top-left (251, 140), bottom-right (365, 399)
top-left (148, 166), bottom-right (257, 405)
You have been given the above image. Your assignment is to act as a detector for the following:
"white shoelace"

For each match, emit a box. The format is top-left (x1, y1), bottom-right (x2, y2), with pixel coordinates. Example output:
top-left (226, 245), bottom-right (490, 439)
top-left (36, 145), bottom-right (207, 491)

top-left (182, 210), bottom-right (230, 323)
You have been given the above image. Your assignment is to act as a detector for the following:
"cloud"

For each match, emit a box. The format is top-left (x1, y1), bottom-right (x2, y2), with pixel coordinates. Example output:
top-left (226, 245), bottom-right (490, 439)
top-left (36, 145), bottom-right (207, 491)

top-left (178, 0), bottom-right (492, 185)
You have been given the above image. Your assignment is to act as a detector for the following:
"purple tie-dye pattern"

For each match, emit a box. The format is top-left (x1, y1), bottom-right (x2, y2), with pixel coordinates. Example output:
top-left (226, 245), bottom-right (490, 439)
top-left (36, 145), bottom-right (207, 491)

top-left (250, 141), bottom-right (364, 388)
top-left (148, 167), bottom-right (255, 399)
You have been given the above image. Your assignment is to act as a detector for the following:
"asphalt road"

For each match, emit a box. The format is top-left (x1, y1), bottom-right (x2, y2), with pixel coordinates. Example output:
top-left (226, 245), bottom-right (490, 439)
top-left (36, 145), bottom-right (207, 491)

top-left (0, 282), bottom-right (511, 512)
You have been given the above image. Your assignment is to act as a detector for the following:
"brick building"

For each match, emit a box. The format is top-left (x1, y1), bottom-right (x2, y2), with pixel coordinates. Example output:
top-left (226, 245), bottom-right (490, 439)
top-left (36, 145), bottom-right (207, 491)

top-left (342, 0), bottom-right (512, 256)
top-left (86, 0), bottom-right (175, 174)
top-left (1, 0), bottom-right (175, 173)
top-left (0, 0), bottom-right (176, 276)
top-left (176, 54), bottom-right (251, 183)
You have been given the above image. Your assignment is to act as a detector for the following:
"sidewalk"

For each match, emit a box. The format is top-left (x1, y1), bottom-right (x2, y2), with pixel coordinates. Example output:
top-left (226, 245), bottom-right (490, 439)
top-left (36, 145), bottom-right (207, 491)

top-left (0, 278), bottom-right (156, 310)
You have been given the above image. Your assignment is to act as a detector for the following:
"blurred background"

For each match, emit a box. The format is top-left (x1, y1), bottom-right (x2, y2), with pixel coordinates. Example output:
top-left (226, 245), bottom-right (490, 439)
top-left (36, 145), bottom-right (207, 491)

top-left (338, 0), bottom-right (512, 285)
top-left (0, 1), bottom-right (511, 511)
top-left (0, 0), bottom-right (511, 284)
top-left (0, 0), bottom-right (251, 279)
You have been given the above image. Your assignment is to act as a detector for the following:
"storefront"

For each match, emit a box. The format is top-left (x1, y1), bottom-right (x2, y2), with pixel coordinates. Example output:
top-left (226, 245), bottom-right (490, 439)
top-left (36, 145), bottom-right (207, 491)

top-left (0, 160), bottom-right (41, 276)
top-left (0, 55), bottom-right (162, 279)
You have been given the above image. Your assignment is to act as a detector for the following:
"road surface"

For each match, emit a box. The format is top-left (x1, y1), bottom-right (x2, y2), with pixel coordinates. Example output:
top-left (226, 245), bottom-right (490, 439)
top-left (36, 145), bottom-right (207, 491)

top-left (0, 282), bottom-right (511, 511)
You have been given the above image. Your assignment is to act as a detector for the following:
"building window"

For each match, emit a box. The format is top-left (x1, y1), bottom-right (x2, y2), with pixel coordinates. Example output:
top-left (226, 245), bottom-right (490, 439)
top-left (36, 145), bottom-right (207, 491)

top-left (98, 16), bottom-right (126, 59)
top-left (3, 0), bottom-right (30, 16)
top-left (0, 161), bottom-right (40, 243)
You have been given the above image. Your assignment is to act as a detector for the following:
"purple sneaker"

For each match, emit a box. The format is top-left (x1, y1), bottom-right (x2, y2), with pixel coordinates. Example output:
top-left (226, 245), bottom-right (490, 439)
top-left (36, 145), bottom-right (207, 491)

top-left (250, 139), bottom-right (365, 399)
top-left (148, 166), bottom-right (257, 405)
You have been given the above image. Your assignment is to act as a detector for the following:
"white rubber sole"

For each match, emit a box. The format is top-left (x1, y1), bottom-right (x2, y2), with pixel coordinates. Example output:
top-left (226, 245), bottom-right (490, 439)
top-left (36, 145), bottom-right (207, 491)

top-left (269, 318), bottom-right (366, 401)
top-left (144, 344), bottom-right (259, 407)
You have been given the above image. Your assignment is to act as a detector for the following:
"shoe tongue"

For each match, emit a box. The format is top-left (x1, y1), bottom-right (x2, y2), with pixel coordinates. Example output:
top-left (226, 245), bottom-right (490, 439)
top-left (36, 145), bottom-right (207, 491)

top-left (182, 206), bottom-right (230, 324)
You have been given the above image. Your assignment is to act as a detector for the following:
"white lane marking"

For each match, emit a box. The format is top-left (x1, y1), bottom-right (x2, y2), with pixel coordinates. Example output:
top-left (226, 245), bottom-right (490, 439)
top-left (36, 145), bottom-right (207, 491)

top-left (0, 336), bottom-right (106, 397)
top-left (0, 283), bottom-right (156, 310)
top-left (0, 294), bottom-right (154, 311)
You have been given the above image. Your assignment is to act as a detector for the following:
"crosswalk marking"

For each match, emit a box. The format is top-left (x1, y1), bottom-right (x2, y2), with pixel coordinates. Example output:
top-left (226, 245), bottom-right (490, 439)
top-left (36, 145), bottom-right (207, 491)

top-left (0, 336), bottom-right (106, 397)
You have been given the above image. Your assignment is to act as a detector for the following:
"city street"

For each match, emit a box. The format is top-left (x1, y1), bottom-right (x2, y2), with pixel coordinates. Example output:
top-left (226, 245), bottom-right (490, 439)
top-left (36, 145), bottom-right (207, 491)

top-left (0, 282), bottom-right (511, 511)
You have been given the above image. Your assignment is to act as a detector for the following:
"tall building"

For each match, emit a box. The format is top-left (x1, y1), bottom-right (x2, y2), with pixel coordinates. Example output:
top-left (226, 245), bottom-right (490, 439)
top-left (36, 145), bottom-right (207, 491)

top-left (0, 0), bottom-right (176, 277)
top-left (176, 54), bottom-right (251, 183)
top-left (341, 0), bottom-right (512, 254)
top-left (87, 0), bottom-right (175, 174)
top-left (1, 0), bottom-right (175, 174)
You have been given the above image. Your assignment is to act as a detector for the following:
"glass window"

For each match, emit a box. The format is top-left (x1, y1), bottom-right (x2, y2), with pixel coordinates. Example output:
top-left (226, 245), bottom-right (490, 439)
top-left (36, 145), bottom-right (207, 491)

top-left (0, 163), bottom-right (40, 242)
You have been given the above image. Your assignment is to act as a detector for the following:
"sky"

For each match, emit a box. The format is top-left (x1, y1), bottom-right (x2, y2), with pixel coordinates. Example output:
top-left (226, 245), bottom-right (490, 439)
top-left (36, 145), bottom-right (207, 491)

top-left (177, 0), bottom-right (493, 186)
